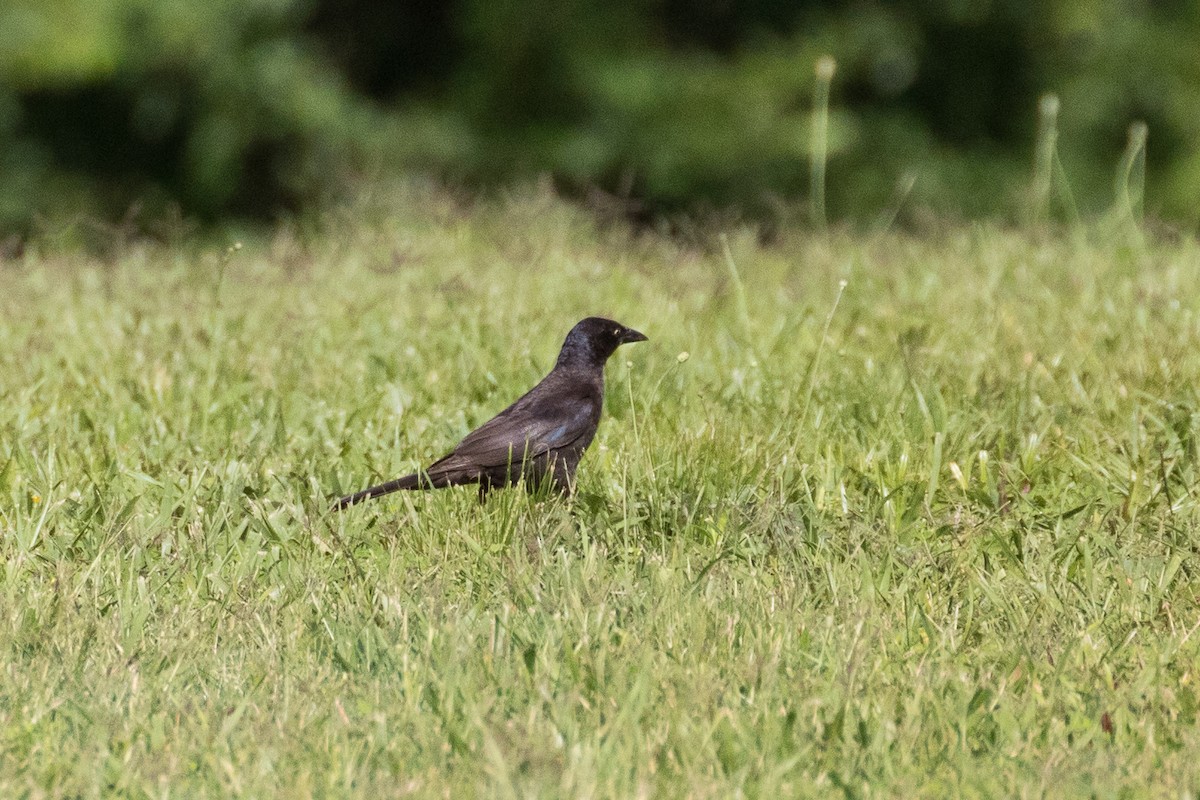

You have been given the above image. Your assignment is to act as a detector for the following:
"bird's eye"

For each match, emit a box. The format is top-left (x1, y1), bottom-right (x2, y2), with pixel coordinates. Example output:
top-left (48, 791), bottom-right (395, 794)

top-left (612, 328), bottom-right (621, 336)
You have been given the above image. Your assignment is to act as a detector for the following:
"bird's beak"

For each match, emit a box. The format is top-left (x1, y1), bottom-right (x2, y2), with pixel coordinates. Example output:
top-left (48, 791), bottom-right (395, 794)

top-left (621, 328), bottom-right (648, 344)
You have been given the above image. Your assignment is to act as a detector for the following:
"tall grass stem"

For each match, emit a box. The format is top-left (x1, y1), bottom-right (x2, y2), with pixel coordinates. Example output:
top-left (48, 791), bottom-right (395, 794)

top-left (1116, 121), bottom-right (1149, 226)
top-left (810, 56), bottom-right (836, 231)
top-left (799, 278), bottom-right (847, 432)
top-left (1032, 94), bottom-right (1059, 223)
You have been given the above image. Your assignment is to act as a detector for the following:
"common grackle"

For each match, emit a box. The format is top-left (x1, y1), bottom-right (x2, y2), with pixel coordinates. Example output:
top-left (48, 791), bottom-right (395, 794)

top-left (335, 317), bottom-right (647, 509)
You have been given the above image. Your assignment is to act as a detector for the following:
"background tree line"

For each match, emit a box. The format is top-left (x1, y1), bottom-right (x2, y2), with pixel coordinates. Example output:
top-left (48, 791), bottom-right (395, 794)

top-left (1, 0), bottom-right (1197, 233)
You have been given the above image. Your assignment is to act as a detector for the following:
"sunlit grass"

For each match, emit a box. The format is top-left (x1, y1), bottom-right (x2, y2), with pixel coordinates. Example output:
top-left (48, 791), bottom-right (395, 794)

top-left (2, 184), bottom-right (1199, 797)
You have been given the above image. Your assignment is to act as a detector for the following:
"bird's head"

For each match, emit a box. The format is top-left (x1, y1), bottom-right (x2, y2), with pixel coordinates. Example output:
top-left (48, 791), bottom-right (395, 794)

top-left (556, 317), bottom-right (648, 368)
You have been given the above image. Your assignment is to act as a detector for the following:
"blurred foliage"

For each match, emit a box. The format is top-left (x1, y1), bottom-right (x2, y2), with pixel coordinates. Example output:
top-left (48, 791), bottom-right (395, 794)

top-left (1, 0), bottom-right (1198, 233)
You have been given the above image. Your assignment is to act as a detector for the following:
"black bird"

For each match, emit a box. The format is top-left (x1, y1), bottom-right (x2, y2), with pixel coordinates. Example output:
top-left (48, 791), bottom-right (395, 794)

top-left (335, 317), bottom-right (647, 509)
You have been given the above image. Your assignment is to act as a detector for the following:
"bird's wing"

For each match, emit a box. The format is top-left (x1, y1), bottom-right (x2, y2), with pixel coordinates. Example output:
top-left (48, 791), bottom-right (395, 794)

top-left (431, 389), bottom-right (599, 472)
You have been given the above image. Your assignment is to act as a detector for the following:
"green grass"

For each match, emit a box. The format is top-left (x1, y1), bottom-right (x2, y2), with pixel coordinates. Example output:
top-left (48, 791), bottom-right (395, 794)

top-left (3, 184), bottom-right (1200, 797)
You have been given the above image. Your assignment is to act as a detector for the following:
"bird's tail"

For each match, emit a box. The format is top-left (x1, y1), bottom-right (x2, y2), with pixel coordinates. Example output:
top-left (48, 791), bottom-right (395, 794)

top-left (334, 473), bottom-right (427, 509)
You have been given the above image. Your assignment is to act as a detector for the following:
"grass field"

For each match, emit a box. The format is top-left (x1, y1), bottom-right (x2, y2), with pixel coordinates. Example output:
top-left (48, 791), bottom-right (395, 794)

top-left (3, 185), bottom-right (1200, 798)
